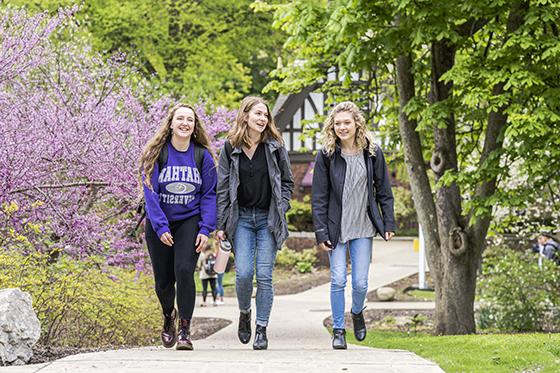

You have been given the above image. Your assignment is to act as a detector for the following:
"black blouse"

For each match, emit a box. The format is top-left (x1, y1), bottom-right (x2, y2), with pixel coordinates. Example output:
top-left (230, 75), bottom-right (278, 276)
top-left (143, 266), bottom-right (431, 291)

top-left (237, 143), bottom-right (271, 210)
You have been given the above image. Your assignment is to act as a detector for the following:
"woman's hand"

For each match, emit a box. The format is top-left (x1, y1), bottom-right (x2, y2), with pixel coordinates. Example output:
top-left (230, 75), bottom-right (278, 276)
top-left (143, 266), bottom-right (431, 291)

top-left (160, 232), bottom-right (174, 247)
top-left (318, 240), bottom-right (333, 252)
top-left (216, 230), bottom-right (227, 241)
top-left (385, 231), bottom-right (395, 241)
top-left (195, 234), bottom-right (209, 253)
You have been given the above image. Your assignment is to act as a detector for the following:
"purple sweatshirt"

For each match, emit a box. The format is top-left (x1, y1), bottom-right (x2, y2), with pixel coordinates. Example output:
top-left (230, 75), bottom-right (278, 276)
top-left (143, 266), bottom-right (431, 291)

top-left (144, 142), bottom-right (217, 238)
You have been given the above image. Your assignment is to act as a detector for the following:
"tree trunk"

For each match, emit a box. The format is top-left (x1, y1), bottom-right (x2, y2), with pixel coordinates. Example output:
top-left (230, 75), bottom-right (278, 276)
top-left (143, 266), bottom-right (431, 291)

top-left (395, 2), bottom-right (528, 335)
top-left (429, 40), bottom-right (479, 334)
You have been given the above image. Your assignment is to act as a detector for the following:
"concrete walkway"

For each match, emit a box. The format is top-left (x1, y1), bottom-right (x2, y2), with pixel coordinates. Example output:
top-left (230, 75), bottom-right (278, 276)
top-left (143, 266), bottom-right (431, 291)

top-left (1, 238), bottom-right (443, 372)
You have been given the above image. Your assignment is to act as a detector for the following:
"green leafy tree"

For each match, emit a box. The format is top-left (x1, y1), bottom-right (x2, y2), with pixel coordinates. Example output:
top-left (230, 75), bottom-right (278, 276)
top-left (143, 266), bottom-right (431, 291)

top-left (262, 0), bottom-right (560, 334)
top-left (5, 0), bottom-right (286, 107)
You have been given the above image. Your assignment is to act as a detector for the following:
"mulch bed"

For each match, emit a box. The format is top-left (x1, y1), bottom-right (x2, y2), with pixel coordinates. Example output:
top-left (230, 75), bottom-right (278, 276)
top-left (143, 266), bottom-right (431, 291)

top-left (274, 269), bottom-right (331, 295)
top-left (323, 309), bottom-right (435, 333)
top-left (28, 317), bottom-right (230, 364)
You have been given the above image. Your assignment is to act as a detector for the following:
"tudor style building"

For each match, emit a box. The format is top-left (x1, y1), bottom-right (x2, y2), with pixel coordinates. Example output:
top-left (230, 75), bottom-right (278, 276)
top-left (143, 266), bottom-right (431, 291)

top-left (272, 84), bottom-right (325, 199)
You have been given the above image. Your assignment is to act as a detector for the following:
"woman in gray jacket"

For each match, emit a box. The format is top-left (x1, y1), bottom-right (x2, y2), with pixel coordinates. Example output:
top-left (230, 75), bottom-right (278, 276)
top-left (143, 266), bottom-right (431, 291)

top-left (216, 96), bottom-right (294, 350)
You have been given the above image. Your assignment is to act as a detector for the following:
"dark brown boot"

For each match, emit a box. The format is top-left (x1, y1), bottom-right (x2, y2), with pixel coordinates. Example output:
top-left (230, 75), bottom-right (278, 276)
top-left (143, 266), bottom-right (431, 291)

top-left (161, 309), bottom-right (177, 348)
top-left (176, 318), bottom-right (193, 350)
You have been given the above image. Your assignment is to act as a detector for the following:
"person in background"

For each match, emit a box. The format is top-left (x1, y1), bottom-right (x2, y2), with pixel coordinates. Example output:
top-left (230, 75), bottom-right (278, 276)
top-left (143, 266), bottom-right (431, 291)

top-left (138, 103), bottom-right (217, 351)
top-left (216, 272), bottom-right (225, 305)
top-left (197, 244), bottom-right (218, 307)
top-left (312, 101), bottom-right (395, 350)
top-left (533, 232), bottom-right (560, 265)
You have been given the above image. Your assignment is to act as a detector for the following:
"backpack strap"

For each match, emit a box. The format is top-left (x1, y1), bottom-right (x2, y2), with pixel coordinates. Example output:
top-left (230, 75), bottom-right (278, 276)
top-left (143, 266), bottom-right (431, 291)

top-left (193, 143), bottom-right (205, 173)
top-left (157, 143), bottom-right (168, 172)
top-left (158, 142), bottom-right (206, 174)
top-left (320, 149), bottom-right (331, 170)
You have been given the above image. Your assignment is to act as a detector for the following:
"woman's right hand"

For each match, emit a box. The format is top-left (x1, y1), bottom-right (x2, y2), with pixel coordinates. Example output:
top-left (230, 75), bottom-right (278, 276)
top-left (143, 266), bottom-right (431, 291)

top-left (160, 232), bottom-right (174, 247)
top-left (216, 230), bottom-right (227, 241)
top-left (318, 240), bottom-right (333, 252)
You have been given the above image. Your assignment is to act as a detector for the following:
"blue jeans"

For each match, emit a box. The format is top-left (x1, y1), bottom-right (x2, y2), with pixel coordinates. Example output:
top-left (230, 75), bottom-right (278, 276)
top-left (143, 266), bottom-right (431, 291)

top-left (216, 273), bottom-right (224, 297)
top-left (234, 207), bottom-right (277, 327)
top-left (328, 237), bottom-right (373, 330)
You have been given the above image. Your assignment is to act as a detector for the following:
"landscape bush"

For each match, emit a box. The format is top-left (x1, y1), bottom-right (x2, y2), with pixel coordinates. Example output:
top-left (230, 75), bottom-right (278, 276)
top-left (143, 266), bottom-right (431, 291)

top-left (477, 247), bottom-right (560, 332)
top-left (276, 247), bottom-right (318, 273)
top-left (286, 196), bottom-right (314, 232)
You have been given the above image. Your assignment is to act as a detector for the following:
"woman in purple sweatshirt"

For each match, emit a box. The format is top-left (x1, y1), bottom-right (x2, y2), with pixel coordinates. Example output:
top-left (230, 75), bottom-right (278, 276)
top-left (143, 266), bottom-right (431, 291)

top-left (138, 103), bottom-right (217, 350)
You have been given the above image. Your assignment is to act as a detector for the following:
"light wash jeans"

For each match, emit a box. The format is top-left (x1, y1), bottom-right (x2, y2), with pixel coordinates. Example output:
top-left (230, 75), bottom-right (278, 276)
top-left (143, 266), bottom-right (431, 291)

top-left (328, 237), bottom-right (373, 330)
top-left (234, 207), bottom-right (277, 327)
top-left (216, 272), bottom-right (225, 297)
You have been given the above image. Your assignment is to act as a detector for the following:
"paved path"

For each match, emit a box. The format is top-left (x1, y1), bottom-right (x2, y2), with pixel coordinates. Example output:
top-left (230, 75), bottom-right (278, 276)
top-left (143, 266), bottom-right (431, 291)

top-left (1, 238), bottom-right (443, 372)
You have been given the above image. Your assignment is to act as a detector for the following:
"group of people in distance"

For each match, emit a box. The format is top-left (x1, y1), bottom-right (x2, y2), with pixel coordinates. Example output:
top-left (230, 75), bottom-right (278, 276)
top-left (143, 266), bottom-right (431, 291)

top-left (137, 96), bottom-right (396, 351)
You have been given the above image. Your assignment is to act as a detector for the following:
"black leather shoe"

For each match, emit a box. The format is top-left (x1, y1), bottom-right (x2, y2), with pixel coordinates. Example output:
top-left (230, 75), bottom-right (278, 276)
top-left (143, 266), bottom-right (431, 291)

top-left (238, 310), bottom-right (251, 344)
top-left (253, 325), bottom-right (268, 350)
top-left (351, 310), bottom-right (367, 341)
top-left (332, 328), bottom-right (347, 349)
top-left (176, 318), bottom-right (193, 350)
top-left (161, 308), bottom-right (177, 348)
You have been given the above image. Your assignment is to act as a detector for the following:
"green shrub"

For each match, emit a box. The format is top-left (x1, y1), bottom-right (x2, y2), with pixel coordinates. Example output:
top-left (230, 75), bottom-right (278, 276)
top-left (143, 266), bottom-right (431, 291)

top-left (286, 196), bottom-right (314, 232)
top-left (276, 247), bottom-right (317, 273)
top-left (0, 249), bottom-right (161, 347)
top-left (393, 186), bottom-right (418, 236)
top-left (477, 247), bottom-right (560, 332)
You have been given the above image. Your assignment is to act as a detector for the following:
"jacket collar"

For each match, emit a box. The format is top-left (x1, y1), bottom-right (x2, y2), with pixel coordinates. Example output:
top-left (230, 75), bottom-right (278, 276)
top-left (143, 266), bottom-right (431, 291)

top-left (231, 137), bottom-right (281, 155)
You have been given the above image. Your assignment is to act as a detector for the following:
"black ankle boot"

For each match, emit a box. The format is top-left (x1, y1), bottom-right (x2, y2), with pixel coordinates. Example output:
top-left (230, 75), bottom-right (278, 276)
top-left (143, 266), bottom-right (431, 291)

top-left (332, 328), bottom-right (347, 350)
top-left (238, 310), bottom-right (251, 344)
top-left (253, 325), bottom-right (268, 350)
top-left (176, 318), bottom-right (193, 350)
top-left (351, 309), bottom-right (367, 341)
top-left (161, 308), bottom-right (177, 348)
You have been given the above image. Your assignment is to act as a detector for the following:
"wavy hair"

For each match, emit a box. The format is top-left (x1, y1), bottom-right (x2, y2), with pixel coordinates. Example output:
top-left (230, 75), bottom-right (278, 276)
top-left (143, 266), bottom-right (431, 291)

top-left (321, 101), bottom-right (376, 157)
top-left (228, 96), bottom-right (283, 148)
top-left (138, 103), bottom-right (214, 190)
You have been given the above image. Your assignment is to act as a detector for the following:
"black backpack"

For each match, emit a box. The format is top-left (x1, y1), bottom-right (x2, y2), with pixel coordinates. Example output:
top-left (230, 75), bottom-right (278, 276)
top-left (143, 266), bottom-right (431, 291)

top-left (204, 253), bottom-right (217, 276)
top-left (135, 143), bottom-right (206, 225)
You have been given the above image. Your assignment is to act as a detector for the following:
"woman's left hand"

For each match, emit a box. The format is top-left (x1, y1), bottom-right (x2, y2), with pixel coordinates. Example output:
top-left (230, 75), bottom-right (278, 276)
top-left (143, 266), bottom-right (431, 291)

top-left (385, 231), bottom-right (395, 241)
top-left (195, 234), bottom-right (209, 253)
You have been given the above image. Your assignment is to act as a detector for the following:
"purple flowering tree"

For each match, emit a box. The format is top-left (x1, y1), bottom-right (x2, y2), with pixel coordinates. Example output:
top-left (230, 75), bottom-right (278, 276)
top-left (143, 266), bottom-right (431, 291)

top-left (0, 7), bottom-right (235, 269)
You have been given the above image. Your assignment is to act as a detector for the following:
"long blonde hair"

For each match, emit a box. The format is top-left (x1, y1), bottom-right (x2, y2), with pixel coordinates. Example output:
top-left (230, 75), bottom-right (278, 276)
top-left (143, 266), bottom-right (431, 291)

top-left (321, 101), bottom-right (376, 157)
top-left (228, 96), bottom-right (283, 148)
top-left (138, 103), bottom-right (214, 190)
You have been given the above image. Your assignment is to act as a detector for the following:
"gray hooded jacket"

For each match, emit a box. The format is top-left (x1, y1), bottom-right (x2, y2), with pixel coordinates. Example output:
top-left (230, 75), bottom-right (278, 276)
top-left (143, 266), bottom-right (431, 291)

top-left (216, 139), bottom-right (294, 250)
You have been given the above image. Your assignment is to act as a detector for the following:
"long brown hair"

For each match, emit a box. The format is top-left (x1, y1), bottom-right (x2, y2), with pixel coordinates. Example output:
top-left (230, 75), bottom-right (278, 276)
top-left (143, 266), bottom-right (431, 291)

top-left (138, 103), bottom-right (214, 190)
top-left (228, 96), bottom-right (283, 148)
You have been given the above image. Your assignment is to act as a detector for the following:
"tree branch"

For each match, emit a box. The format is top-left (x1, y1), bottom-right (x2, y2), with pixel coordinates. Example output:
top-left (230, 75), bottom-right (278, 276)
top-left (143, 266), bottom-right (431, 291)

top-left (395, 52), bottom-right (441, 274)
top-left (471, 0), bottom-right (530, 250)
top-left (11, 181), bottom-right (109, 194)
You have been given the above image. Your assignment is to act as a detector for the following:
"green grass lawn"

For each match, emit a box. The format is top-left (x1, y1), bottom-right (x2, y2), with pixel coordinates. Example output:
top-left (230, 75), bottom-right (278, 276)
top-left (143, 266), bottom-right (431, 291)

top-left (407, 289), bottom-right (436, 301)
top-left (349, 331), bottom-right (560, 373)
top-left (194, 272), bottom-right (235, 294)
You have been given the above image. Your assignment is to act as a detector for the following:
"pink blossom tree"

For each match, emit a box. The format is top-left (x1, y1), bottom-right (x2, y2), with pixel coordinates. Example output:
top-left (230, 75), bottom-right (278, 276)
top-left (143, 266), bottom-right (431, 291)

top-left (0, 7), bottom-right (235, 269)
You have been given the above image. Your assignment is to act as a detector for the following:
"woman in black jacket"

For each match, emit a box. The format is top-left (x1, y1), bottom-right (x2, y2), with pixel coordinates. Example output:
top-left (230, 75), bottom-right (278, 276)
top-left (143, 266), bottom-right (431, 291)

top-left (312, 101), bottom-right (395, 349)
